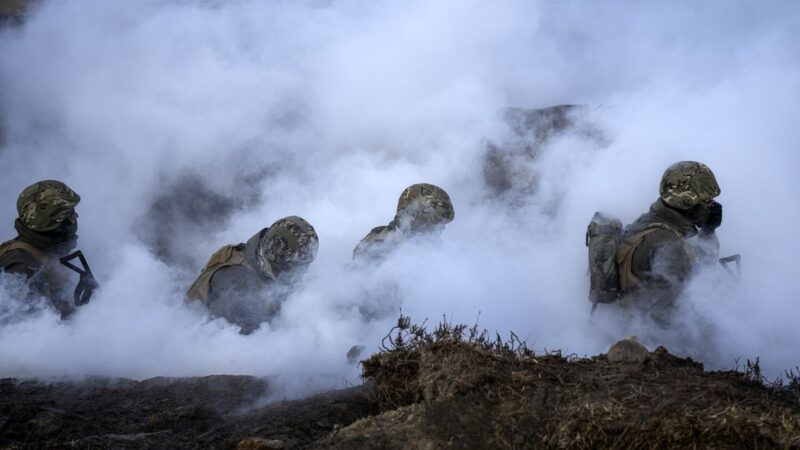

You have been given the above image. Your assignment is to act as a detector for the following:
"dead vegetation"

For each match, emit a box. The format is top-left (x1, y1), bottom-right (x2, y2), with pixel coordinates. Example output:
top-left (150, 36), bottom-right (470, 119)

top-left (319, 315), bottom-right (800, 449)
top-left (3, 317), bottom-right (799, 448)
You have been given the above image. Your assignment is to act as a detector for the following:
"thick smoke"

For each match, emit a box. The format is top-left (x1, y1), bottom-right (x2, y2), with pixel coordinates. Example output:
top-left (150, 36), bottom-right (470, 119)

top-left (1, 0), bottom-right (799, 397)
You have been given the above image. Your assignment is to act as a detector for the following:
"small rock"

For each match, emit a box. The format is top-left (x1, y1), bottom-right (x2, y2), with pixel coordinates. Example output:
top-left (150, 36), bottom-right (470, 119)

top-left (607, 336), bottom-right (648, 363)
top-left (347, 345), bottom-right (366, 364)
top-left (238, 437), bottom-right (286, 449)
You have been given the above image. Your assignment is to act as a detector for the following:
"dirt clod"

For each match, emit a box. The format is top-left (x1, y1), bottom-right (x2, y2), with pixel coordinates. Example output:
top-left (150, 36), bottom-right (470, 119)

top-left (607, 336), bottom-right (649, 363)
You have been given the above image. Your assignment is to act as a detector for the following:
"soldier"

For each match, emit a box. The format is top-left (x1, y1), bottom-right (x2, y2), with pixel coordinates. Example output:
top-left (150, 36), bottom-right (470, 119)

top-left (0, 180), bottom-right (83, 317)
top-left (186, 216), bottom-right (318, 334)
top-left (353, 183), bottom-right (455, 262)
top-left (615, 161), bottom-right (723, 320)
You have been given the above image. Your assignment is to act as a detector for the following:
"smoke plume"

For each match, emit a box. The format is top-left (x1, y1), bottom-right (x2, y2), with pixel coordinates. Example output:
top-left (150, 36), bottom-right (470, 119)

top-left (1, 0), bottom-right (798, 398)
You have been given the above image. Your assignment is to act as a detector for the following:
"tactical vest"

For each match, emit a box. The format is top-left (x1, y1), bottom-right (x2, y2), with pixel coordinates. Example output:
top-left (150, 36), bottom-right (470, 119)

top-left (186, 244), bottom-right (261, 304)
top-left (0, 239), bottom-right (69, 288)
top-left (353, 223), bottom-right (407, 261)
top-left (615, 224), bottom-right (696, 297)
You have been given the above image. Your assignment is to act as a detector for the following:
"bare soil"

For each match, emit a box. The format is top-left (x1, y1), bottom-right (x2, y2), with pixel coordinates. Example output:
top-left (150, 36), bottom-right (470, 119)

top-left (3, 325), bottom-right (798, 449)
top-left (0, 376), bottom-right (377, 449)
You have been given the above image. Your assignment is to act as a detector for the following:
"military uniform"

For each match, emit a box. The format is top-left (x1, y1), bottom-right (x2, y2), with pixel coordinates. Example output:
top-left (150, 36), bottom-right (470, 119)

top-left (353, 183), bottom-right (455, 262)
top-left (0, 180), bottom-right (81, 317)
top-left (616, 162), bottom-right (722, 318)
top-left (187, 216), bottom-right (318, 334)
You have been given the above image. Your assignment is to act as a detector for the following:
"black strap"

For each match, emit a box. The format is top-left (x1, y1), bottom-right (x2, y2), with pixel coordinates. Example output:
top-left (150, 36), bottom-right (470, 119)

top-left (719, 254), bottom-right (741, 279)
top-left (59, 250), bottom-right (99, 306)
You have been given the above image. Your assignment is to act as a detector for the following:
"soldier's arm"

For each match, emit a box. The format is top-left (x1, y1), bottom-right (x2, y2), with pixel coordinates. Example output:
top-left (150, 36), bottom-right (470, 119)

top-left (207, 266), bottom-right (277, 334)
top-left (632, 230), bottom-right (692, 287)
top-left (691, 230), bottom-right (720, 266)
top-left (630, 230), bottom-right (692, 316)
top-left (0, 249), bottom-right (75, 318)
top-left (692, 200), bottom-right (722, 265)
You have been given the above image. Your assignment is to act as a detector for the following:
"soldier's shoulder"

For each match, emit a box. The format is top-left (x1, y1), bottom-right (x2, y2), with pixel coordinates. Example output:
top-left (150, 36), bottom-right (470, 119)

top-left (635, 229), bottom-right (688, 262)
top-left (364, 225), bottom-right (391, 240)
top-left (352, 224), bottom-right (400, 262)
top-left (0, 240), bottom-right (44, 276)
top-left (643, 228), bottom-right (683, 242)
top-left (209, 264), bottom-right (264, 291)
top-left (635, 227), bottom-right (683, 248)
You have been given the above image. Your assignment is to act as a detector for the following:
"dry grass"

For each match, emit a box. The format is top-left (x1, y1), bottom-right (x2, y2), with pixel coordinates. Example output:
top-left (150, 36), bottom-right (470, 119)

top-left (347, 315), bottom-right (800, 449)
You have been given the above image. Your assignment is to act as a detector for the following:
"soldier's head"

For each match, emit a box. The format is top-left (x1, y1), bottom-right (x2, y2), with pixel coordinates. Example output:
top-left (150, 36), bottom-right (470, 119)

top-left (659, 161), bottom-right (721, 226)
top-left (258, 216), bottom-right (319, 278)
top-left (395, 183), bottom-right (455, 234)
top-left (659, 161), bottom-right (720, 209)
top-left (16, 180), bottom-right (81, 237)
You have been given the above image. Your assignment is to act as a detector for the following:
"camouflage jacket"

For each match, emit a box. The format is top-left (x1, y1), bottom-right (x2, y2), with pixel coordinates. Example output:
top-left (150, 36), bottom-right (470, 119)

top-left (0, 219), bottom-right (76, 317)
top-left (352, 218), bottom-right (407, 262)
top-left (615, 199), bottom-right (718, 316)
top-left (186, 230), bottom-right (281, 334)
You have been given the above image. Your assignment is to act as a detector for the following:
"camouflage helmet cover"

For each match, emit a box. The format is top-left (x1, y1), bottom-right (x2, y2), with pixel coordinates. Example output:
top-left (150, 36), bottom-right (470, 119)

top-left (16, 180), bottom-right (81, 231)
top-left (396, 183), bottom-right (455, 226)
top-left (259, 216), bottom-right (319, 272)
top-left (659, 161), bottom-right (720, 209)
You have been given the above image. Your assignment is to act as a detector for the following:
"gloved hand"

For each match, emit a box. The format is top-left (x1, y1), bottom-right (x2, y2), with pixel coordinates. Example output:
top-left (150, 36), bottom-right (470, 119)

top-left (702, 200), bottom-right (722, 232)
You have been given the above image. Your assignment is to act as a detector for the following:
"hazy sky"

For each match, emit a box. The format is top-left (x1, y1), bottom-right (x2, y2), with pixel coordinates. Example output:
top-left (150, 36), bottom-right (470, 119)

top-left (0, 0), bottom-right (798, 397)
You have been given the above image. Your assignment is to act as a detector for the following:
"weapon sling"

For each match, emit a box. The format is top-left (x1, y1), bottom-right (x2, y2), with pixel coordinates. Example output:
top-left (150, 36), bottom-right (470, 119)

top-left (60, 250), bottom-right (98, 306)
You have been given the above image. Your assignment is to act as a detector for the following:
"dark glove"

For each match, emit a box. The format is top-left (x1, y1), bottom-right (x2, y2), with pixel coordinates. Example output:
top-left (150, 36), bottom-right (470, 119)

top-left (702, 200), bottom-right (722, 232)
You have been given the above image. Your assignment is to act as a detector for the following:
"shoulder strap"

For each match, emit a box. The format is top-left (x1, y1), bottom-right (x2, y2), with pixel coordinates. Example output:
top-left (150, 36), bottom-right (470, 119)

top-left (0, 240), bottom-right (50, 265)
top-left (186, 244), bottom-right (257, 304)
top-left (353, 224), bottom-right (402, 261)
top-left (0, 240), bottom-right (49, 267)
top-left (616, 228), bottom-right (660, 294)
top-left (616, 225), bottom-right (695, 295)
top-left (364, 226), bottom-right (394, 243)
top-left (0, 239), bottom-right (73, 292)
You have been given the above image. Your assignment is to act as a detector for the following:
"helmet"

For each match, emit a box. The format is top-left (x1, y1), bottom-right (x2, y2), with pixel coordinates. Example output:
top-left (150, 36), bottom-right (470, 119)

top-left (16, 180), bottom-right (81, 232)
top-left (659, 161), bottom-right (720, 209)
top-left (396, 183), bottom-right (455, 228)
top-left (259, 216), bottom-right (319, 273)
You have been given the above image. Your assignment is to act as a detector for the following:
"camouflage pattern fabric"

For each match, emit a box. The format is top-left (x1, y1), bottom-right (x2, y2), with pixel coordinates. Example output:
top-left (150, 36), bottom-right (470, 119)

top-left (659, 162), bottom-right (720, 210)
top-left (185, 243), bottom-right (263, 304)
top-left (186, 220), bottom-right (316, 333)
top-left (16, 180), bottom-right (80, 232)
top-left (352, 222), bottom-right (405, 262)
top-left (0, 237), bottom-right (76, 318)
top-left (615, 199), bottom-right (710, 322)
top-left (396, 183), bottom-right (455, 228)
top-left (353, 183), bottom-right (454, 262)
top-left (259, 216), bottom-right (318, 273)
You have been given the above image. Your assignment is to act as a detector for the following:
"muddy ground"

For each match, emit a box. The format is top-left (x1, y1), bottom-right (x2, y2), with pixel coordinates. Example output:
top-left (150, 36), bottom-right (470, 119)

top-left (0, 376), bottom-right (376, 449)
top-left (3, 327), bottom-right (800, 449)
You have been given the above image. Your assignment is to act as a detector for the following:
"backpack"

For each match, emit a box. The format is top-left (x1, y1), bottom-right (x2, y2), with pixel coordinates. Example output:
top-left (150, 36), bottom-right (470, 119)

top-left (186, 244), bottom-right (257, 304)
top-left (585, 212), bottom-right (623, 307)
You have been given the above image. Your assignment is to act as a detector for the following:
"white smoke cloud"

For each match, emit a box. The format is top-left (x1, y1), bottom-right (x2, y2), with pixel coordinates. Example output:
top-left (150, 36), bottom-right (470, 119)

top-left (0, 0), bottom-right (799, 397)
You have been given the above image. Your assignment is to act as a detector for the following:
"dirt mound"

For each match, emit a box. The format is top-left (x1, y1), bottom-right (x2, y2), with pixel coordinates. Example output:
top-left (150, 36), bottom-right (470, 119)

top-left (2, 320), bottom-right (799, 449)
top-left (319, 319), bottom-right (800, 449)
